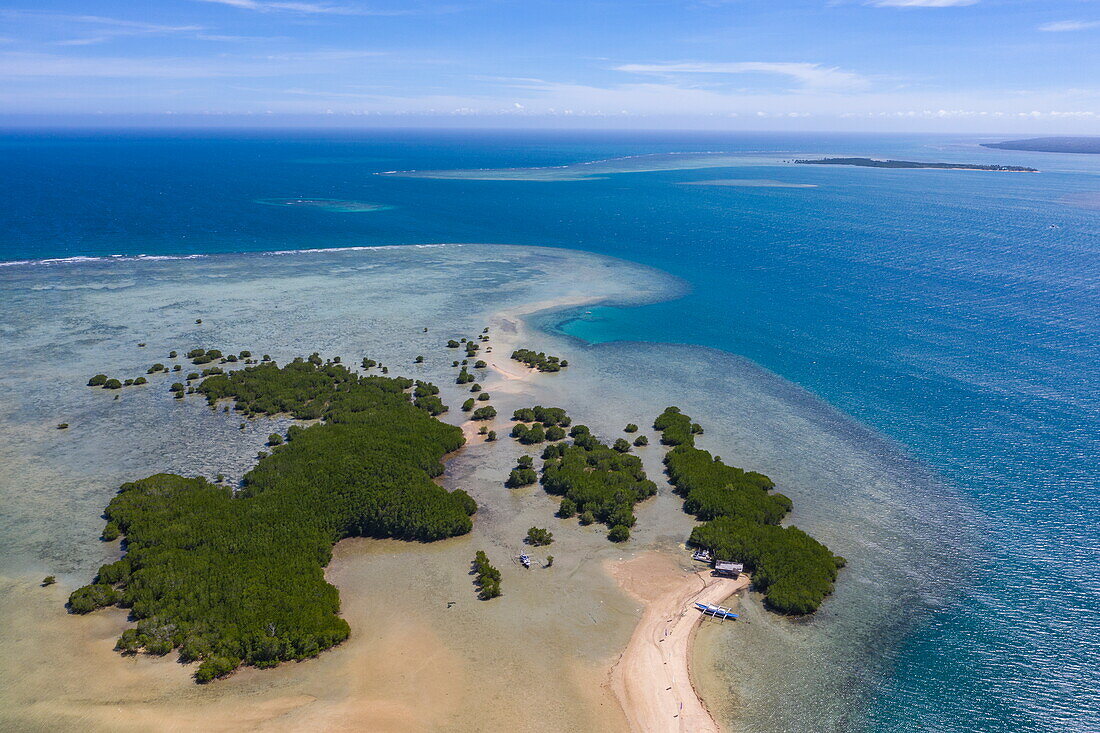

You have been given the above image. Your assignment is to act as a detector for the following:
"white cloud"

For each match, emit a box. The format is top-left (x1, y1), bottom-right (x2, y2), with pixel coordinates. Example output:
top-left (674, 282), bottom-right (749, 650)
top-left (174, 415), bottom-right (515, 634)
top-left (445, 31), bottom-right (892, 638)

top-left (869, 0), bottom-right (978, 7)
top-left (54, 37), bottom-right (112, 46)
top-left (615, 62), bottom-right (869, 91)
top-left (1038, 20), bottom-right (1100, 32)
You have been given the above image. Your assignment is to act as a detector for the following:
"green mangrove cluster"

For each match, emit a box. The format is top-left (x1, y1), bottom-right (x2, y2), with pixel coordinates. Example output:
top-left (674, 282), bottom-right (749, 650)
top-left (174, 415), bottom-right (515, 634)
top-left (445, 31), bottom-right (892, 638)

top-left (87, 374), bottom-right (148, 390)
top-left (542, 428), bottom-right (656, 542)
top-left (655, 407), bottom-right (844, 614)
top-left (472, 550), bottom-right (502, 599)
top-left (69, 357), bottom-right (475, 682)
top-left (504, 406), bottom-right (656, 541)
top-left (510, 348), bottom-right (568, 373)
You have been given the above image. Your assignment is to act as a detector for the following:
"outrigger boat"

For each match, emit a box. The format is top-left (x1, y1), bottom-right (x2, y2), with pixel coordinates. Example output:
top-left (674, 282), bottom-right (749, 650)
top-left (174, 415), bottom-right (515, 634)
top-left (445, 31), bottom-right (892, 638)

top-left (691, 549), bottom-right (713, 563)
top-left (694, 602), bottom-right (738, 620)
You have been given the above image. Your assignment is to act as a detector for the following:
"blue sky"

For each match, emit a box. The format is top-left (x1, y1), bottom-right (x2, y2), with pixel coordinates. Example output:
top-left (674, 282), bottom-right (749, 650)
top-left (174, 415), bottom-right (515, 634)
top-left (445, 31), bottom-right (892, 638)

top-left (1, 0), bottom-right (1098, 130)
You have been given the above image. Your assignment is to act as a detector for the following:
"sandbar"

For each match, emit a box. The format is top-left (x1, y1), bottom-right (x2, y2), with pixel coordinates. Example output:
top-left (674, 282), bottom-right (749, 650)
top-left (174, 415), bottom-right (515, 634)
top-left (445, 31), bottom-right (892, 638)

top-left (679, 179), bottom-right (817, 189)
top-left (609, 552), bottom-right (749, 733)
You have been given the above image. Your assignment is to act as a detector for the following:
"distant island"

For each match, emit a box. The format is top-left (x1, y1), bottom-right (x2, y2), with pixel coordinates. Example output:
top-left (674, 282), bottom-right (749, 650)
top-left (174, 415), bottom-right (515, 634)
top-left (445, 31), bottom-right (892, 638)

top-left (794, 157), bottom-right (1037, 172)
top-left (982, 137), bottom-right (1100, 154)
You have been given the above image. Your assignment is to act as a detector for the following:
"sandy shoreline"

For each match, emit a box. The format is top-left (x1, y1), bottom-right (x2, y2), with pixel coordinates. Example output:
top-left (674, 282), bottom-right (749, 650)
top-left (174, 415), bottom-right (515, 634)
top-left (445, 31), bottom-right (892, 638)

top-left (609, 552), bottom-right (748, 733)
top-left (483, 293), bottom-right (603, 387)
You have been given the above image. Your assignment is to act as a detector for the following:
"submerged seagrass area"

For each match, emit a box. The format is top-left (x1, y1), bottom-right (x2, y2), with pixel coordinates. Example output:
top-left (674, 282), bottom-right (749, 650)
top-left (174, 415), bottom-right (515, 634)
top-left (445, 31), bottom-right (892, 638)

top-left (0, 243), bottom-right (969, 731)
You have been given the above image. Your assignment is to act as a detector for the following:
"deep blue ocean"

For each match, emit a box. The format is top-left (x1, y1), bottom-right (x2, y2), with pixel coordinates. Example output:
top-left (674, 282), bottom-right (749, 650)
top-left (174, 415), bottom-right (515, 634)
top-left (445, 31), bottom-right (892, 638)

top-left (1, 129), bottom-right (1097, 731)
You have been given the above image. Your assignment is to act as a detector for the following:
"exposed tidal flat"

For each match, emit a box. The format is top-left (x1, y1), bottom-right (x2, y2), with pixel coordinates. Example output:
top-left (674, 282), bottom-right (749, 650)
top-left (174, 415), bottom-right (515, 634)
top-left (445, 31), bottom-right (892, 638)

top-left (0, 243), bottom-right (969, 731)
top-left (378, 152), bottom-right (778, 181)
top-left (677, 179), bottom-right (818, 189)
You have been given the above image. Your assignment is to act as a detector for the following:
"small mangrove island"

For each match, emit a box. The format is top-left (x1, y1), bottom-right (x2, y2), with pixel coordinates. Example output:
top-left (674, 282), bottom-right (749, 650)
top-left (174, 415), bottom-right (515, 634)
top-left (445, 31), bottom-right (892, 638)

top-left (508, 405), bottom-right (657, 542)
top-left (655, 406), bottom-right (845, 614)
top-left (510, 348), bottom-right (568, 372)
top-left (70, 356), bottom-right (475, 683)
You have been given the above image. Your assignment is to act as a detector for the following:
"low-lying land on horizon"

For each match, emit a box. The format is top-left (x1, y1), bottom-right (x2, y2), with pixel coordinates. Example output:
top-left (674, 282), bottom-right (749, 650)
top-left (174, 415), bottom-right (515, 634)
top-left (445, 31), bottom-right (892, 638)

top-left (794, 157), bottom-right (1037, 172)
top-left (981, 137), bottom-right (1100, 154)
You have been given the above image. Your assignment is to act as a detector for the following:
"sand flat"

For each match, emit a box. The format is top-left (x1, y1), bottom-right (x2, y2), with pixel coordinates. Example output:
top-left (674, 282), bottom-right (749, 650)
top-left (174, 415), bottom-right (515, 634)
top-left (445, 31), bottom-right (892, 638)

top-left (609, 552), bottom-right (749, 733)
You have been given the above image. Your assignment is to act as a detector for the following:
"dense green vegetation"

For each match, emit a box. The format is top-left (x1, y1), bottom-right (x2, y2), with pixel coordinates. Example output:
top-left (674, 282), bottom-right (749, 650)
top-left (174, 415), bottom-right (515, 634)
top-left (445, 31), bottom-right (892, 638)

top-left (87, 374), bottom-right (108, 386)
top-left (472, 551), bottom-right (502, 599)
top-left (655, 407), bottom-right (844, 614)
top-left (652, 406), bottom-right (703, 446)
top-left (471, 405), bottom-right (497, 420)
top-left (510, 348), bottom-right (568, 373)
top-left (505, 406), bottom-right (657, 540)
top-left (512, 406), bottom-right (570, 426)
top-left (526, 527), bottom-right (553, 546)
top-left (189, 348), bottom-right (224, 365)
top-left (511, 423), bottom-right (545, 444)
top-left (689, 518), bottom-right (842, 615)
top-left (506, 455), bottom-right (538, 487)
top-left (70, 357), bottom-right (475, 682)
top-left (541, 435), bottom-right (656, 540)
top-left (413, 381), bottom-right (447, 416)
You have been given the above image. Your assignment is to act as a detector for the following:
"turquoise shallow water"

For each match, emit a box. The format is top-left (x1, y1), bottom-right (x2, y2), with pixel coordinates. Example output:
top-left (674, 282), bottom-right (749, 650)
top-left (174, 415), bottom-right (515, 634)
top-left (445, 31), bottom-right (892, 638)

top-left (1, 130), bottom-right (1098, 731)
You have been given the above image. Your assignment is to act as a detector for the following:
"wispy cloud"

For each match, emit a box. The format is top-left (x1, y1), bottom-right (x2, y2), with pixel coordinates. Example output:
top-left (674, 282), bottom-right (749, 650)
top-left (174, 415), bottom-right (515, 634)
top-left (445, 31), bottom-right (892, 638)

top-left (868, 0), bottom-right (978, 7)
top-left (0, 11), bottom-right (206, 46)
top-left (615, 62), bottom-right (869, 91)
top-left (4, 12), bottom-right (202, 33)
top-left (192, 0), bottom-right (423, 15)
top-left (0, 50), bottom-right (384, 78)
top-left (1038, 20), bottom-right (1100, 32)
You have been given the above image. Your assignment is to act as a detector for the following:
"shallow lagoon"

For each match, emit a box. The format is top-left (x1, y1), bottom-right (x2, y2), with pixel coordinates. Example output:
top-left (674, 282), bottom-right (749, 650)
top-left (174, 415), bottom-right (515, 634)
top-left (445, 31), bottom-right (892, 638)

top-left (0, 244), bottom-right (970, 731)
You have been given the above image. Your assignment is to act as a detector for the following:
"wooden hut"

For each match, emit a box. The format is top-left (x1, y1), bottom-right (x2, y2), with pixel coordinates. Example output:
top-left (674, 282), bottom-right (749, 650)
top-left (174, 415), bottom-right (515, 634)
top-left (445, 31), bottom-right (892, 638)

top-left (714, 561), bottom-right (744, 578)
